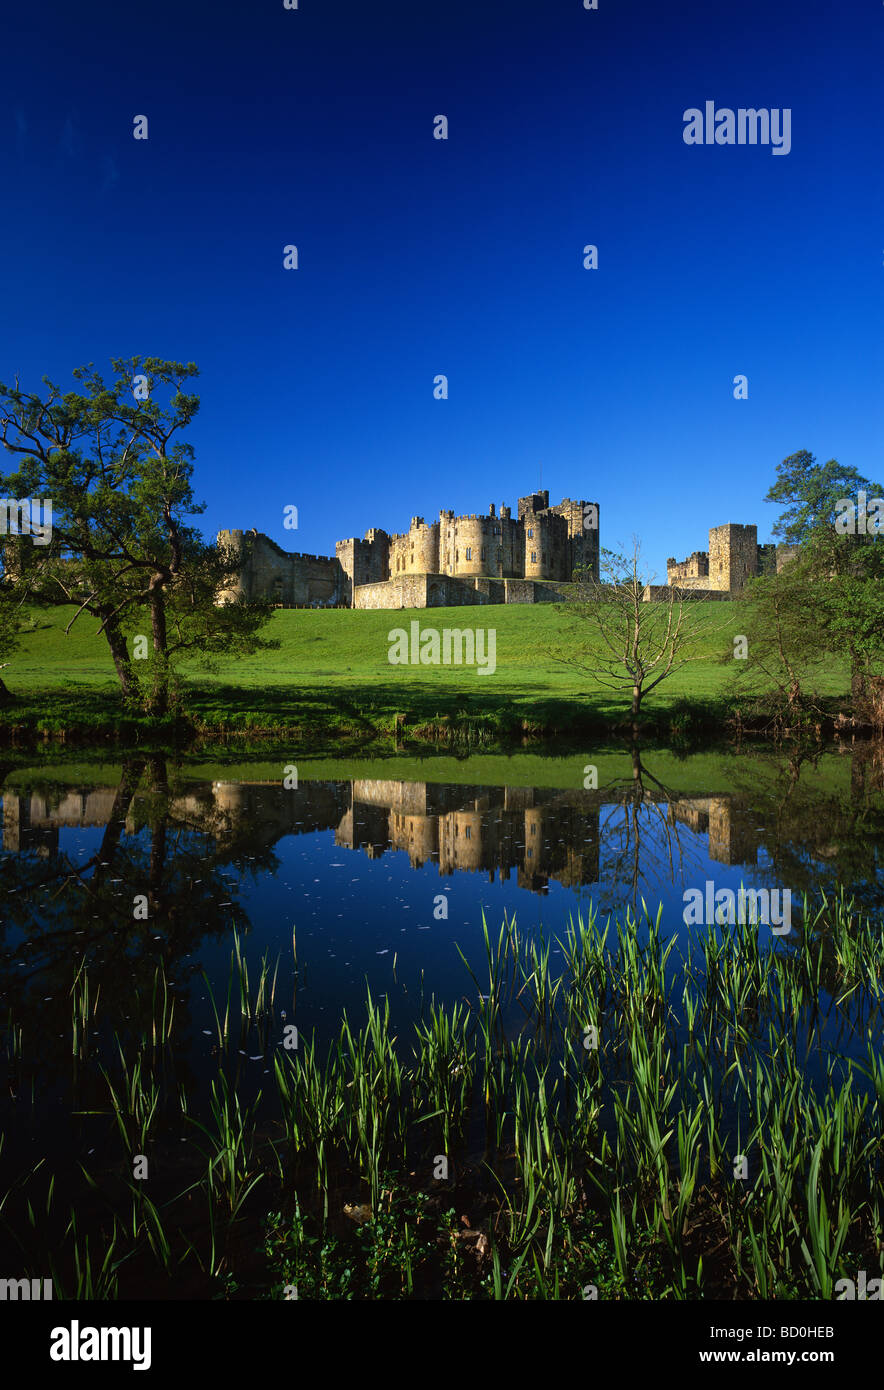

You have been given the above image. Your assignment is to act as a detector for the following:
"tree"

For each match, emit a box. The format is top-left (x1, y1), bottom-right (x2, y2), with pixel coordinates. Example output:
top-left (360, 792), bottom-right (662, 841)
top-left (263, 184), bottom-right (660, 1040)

top-left (552, 539), bottom-right (728, 735)
top-left (730, 559), bottom-right (827, 728)
top-left (803, 526), bottom-right (884, 715)
top-left (736, 526), bottom-right (884, 726)
top-left (0, 357), bottom-right (277, 715)
top-left (765, 449), bottom-right (884, 544)
top-left (0, 577), bottom-right (23, 705)
top-left (757, 450), bottom-right (884, 719)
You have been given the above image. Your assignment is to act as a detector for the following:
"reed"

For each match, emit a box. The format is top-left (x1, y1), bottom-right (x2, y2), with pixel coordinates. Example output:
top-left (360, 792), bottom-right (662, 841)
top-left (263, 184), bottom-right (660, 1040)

top-left (4, 891), bottom-right (883, 1300)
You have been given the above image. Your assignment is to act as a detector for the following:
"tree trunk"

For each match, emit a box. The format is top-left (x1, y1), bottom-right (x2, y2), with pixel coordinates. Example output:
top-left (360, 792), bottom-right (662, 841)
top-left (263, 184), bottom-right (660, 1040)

top-left (850, 651), bottom-right (867, 711)
top-left (147, 755), bottom-right (169, 907)
top-left (631, 685), bottom-right (642, 738)
top-left (147, 584), bottom-right (169, 717)
top-left (102, 612), bottom-right (138, 700)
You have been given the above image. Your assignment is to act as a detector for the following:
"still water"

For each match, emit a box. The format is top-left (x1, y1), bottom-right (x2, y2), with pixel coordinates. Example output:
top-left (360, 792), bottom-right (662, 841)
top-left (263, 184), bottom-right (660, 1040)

top-left (1, 742), bottom-right (883, 1185)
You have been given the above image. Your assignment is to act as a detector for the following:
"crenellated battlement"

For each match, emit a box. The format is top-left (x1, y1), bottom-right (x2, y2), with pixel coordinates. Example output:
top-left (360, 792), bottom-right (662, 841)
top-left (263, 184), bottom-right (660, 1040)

top-left (666, 524), bottom-right (773, 596)
top-left (217, 490), bottom-right (601, 609)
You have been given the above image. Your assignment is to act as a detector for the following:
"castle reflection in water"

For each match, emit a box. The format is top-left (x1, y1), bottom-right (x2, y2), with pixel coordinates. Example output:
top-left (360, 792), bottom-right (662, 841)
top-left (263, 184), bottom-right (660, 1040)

top-left (2, 778), bottom-right (761, 895)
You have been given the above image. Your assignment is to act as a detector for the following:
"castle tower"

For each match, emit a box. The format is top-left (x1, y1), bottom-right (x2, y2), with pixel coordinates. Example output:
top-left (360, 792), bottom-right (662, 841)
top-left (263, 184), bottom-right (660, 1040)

top-left (708, 524), bottom-right (758, 594)
top-left (549, 498), bottom-right (600, 582)
top-left (216, 529), bottom-right (250, 601)
top-left (522, 504), bottom-right (553, 578)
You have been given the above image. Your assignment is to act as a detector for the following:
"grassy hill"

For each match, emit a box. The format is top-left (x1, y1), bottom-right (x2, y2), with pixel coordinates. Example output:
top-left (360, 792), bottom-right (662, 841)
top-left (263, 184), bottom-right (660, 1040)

top-left (0, 602), bottom-right (850, 744)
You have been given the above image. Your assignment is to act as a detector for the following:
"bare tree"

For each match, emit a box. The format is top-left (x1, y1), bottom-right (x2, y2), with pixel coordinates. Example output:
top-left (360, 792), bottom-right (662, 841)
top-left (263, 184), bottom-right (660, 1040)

top-left (552, 537), bottom-right (729, 735)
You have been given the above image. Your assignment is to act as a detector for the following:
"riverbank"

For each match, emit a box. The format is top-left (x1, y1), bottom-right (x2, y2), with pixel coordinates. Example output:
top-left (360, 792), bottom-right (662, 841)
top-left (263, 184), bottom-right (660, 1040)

top-left (0, 603), bottom-right (854, 748)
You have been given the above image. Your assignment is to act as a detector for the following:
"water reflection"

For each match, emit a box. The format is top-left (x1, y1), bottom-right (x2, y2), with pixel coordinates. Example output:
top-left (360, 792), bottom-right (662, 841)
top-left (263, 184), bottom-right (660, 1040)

top-left (4, 745), bottom-right (882, 912)
top-left (2, 744), bottom-right (883, 1155)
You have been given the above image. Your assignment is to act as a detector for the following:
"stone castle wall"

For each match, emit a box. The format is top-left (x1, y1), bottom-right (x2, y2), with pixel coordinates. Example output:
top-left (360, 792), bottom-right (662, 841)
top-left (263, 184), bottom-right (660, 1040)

top-left (219, 490), bottom-right (599, 610)
top-left (219, 502), bottom-right (777, 609)
top-left (217, 529), bottom-right (348, 606)
top-left (665, 523), bottom-right (776, 598)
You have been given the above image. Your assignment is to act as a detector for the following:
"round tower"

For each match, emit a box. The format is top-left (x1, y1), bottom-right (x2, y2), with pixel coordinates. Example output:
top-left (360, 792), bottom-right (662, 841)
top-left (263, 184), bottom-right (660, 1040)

top-left (216, 529), bottom-right (248, 601)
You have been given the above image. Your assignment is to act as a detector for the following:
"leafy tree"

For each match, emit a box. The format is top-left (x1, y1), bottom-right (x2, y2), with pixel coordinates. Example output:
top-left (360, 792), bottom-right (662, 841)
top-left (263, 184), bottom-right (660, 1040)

top-left (737, 527), bottom-right (884, 724)
top-left (0, 357), bottom-right (277, 715)
top-left (0, 577), bottom-right (23, 705)
top-left (752, 450), bottom-right (884, 720)
top-left (730, 560), bottom-right (827, 726)
top-left (803, 526), bottom-right (884, 713)
top-left (765, 449), bottom-right (884, 544)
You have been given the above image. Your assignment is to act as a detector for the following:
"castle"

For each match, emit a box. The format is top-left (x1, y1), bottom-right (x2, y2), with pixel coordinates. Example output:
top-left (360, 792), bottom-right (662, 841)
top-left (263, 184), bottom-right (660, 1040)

top-left (217, 503), bottom-right (789, 609)
top-left (643, 523), bottom-right (781, 599)
top-left (217, 491), bottom-right (600, 610)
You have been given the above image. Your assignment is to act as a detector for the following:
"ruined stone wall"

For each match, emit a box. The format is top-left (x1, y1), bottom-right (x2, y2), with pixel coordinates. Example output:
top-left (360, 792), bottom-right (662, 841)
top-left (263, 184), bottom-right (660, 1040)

top-left (217, 529), bottom-right (346, 605)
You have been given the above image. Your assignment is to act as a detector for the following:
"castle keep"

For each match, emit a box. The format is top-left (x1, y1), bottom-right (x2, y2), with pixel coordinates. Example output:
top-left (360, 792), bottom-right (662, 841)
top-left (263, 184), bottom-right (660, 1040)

top-left (217, 492), bottom-right (600, 610)
top-left (663, 523), bottom-right (777, 597)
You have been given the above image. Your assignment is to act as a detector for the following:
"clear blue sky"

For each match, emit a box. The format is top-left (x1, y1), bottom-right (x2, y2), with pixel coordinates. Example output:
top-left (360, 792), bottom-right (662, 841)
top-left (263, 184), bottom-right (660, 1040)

top-left (2, 0), bottom-right (882, 580)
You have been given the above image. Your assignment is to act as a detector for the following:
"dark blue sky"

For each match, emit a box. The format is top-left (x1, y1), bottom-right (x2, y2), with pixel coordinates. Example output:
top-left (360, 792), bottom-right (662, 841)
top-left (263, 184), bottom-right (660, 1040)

top-left (3, 0), bottom-right (882, 577)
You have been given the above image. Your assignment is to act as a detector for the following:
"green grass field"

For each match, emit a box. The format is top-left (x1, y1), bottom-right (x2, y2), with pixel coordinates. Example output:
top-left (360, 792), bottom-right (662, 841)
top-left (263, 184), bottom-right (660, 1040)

top-left (1, 601), bottom-right (850, 743)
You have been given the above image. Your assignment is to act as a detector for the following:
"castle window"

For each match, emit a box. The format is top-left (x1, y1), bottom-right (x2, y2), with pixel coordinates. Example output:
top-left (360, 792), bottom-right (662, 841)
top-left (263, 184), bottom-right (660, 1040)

top-left (465, 826), bottom-right (471, 840)
top-left (466, 547), bottom-right (472, 560)
top-left (531, 551), bottom-right (537, 563)
top-left (480, 547), bottom-right (485, 561)
top-left (527, 528), bottom-right (533, 538)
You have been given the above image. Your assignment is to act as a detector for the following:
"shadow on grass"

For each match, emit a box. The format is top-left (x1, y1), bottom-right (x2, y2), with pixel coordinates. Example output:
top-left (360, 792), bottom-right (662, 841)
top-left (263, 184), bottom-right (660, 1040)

top-left (0, 677), bottom-right (739, 751)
